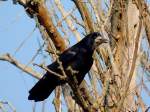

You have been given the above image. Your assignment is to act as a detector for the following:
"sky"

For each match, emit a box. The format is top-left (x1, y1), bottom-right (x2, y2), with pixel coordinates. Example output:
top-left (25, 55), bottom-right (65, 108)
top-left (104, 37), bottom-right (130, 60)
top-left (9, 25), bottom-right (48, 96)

top-left (0, 1), bottom-right (55, 112)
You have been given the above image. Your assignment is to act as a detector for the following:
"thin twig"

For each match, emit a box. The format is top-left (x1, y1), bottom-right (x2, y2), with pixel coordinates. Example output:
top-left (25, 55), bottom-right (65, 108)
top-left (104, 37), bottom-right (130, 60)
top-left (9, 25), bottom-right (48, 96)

top-left (0, 53), bottom-right (42, 79)
top-left (33, 63), bottom-right (66, 80)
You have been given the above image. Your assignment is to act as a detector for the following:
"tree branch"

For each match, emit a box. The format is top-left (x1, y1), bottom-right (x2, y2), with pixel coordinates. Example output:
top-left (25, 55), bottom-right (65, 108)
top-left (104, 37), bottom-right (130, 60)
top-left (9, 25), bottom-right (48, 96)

top-left (117, 19), bottom-right (142, 111)
top-left (72, 0), bottom-right (95, 32)
top-left (0, 53), bottom-right (42, 79)
top-left (15, 0), bottom-right (66, 52)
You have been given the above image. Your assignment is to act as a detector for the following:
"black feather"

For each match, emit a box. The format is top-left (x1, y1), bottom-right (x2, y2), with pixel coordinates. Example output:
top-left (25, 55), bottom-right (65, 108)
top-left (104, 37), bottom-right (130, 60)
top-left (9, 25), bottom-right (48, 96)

top-left (28, 32), bottom-right (107, 101)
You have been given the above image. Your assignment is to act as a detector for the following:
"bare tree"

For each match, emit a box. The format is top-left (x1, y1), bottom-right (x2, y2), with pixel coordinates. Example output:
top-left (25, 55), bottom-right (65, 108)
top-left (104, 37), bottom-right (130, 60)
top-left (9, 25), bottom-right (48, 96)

top-left (0, 0), bottom-right (150, 111)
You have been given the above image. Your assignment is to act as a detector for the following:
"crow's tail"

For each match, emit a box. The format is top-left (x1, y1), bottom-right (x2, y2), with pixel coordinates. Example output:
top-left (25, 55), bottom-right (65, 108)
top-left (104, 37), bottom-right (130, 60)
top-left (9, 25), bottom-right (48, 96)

top-left (28, 73), bottom-right (57, 101)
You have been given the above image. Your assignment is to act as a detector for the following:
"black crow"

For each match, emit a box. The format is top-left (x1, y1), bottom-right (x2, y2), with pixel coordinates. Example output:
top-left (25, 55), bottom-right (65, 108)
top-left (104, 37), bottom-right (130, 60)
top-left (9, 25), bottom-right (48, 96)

top-left (28, 32), bottom-right (107, 101)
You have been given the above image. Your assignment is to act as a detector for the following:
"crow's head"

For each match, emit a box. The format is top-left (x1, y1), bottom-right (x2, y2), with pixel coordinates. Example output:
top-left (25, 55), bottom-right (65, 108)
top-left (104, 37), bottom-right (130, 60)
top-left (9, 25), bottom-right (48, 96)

top-left (83, 32), bottom-right (108, 51)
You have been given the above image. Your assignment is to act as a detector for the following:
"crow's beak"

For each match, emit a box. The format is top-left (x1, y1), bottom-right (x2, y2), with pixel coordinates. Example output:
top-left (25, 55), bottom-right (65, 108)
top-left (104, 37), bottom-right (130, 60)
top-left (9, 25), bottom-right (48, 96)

top-left (101, 38), bottom-right (109, 43)
top-left (95, 36), bottom-right (109, 44)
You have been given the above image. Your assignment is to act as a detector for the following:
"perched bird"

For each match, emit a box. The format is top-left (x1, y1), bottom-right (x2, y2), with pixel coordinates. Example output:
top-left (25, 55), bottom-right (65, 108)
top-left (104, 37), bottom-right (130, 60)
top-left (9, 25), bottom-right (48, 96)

top-left (28, 32), bottom-right (108, 101)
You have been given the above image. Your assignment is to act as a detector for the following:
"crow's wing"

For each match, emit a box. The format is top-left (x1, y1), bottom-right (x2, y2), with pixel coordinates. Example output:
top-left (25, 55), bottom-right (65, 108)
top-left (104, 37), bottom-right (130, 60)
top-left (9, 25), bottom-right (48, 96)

top-left (28, 44), bottom-right (81, 101)
top-left (58, 43), bottom-right (81, 63)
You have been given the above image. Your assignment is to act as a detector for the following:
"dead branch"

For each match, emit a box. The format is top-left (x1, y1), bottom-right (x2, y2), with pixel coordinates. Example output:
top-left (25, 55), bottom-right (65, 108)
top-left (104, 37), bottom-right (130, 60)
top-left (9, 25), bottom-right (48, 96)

top-left (117, 19), bottom-right (142, 111)
top-left (55, 0), bottom-right (81, 41)
top-left (33, 63), bottom-right (66, 80)
top-left (17, 0), bottom-right (66, 52)
top-left (0, 53), bottom-right (42, 79)
top-left (135, 0), bottom-right (150, 46)
top-left (72, 0), bottom-right (95, 33)
top-left (0, 101), bottom-right (16, 112)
